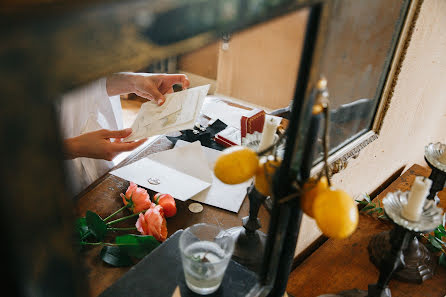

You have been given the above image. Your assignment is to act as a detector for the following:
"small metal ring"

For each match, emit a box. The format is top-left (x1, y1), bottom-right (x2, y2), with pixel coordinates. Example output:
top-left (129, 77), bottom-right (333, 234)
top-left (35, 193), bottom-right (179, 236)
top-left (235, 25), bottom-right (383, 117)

top-left (148, 177), bottom-right (161, 185)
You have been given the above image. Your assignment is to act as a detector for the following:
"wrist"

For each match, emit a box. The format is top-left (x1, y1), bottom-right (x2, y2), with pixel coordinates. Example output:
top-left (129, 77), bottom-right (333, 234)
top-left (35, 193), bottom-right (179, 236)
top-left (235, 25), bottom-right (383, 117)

top-left (106, 73), bottom-right (134, 96)
top-left (63, 137), bottom-right (81, 160)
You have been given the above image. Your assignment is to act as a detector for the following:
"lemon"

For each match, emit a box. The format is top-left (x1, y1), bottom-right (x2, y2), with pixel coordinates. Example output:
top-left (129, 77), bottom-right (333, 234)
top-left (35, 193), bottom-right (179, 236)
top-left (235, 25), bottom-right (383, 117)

top-left (300, 176), bottom-right (329, 218)
top-left (313, 188), bottom-right (358, 239)
top-left (214, 146), bottom-right (259, 184)
top-left (254, 156), bottom-right (281, 196)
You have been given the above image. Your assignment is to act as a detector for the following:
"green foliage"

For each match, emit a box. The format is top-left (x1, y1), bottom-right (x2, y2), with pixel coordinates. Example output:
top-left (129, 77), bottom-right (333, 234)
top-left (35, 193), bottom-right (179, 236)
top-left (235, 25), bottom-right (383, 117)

top-left (115, 234), bottom-right (160, 259)
top-left (75, 217), bottom-right (89, 240)
top-left (86, 210), bottom-right (107, 241)
top-left (100, 246), bottom-right (133, 267)
top-left (75, 208), bottom-right (162, 267)
top-left (355, 194), bottom-right (388, 220)
top-left (425, 224), bottom-right (446, 268)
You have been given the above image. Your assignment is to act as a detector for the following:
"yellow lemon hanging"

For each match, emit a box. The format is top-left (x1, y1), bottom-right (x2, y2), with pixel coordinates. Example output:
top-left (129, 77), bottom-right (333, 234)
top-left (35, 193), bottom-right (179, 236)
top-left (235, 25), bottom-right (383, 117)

top-left (300, 176), bottom-right (329, 218)
top-left (313, 188), bottom-right (358, 239)
top-left (254, 156), bottom-right (281, 197)
top-left (214, 146), bottom-right (259, 184)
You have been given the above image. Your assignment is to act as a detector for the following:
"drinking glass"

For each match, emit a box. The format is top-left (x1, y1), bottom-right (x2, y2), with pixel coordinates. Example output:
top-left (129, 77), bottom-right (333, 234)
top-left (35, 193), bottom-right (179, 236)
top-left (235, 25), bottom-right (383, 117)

top-left (179, 223), bottom-right (235, 295)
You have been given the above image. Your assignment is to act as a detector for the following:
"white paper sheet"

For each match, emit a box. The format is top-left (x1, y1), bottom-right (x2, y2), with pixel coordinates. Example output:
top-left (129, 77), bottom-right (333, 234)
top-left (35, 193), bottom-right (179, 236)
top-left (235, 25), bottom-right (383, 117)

top-left (124, 85), bottom-right (210, 142)
top-left (200, 97), bottom-right (254, 130)
top-left (109, 157), bottom-right (211, 201)
top-left (171, 140), bottom-right (251, 213)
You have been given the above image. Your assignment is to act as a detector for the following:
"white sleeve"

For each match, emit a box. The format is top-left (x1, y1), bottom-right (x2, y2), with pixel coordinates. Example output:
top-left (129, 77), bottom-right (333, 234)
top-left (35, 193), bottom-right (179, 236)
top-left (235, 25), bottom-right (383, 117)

top-left (57, 77), bottom-right (123, 138)
top-left (57, 77), bottom-right (123, 197)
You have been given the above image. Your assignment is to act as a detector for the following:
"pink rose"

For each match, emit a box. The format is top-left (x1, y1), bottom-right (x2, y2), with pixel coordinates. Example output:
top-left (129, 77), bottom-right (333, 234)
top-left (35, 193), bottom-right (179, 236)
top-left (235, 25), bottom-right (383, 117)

top-left (120, 182), bottom-right (153, 214)
top-left (135, 205), bottom-right (167, 242)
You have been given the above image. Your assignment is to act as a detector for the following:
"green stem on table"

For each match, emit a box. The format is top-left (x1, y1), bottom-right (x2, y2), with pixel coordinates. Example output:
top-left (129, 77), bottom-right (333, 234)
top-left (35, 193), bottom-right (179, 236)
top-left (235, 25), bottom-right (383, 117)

top-left (80, 242), bottom-right (142, 247)
top-left (80, 230), bottom-right (92, 241)
top-left (108, 227), bottom-right (137, 231)
top-left (104, 204), bottom-right (131, 222)
top-left (106, 211), bottom-right (143, 226)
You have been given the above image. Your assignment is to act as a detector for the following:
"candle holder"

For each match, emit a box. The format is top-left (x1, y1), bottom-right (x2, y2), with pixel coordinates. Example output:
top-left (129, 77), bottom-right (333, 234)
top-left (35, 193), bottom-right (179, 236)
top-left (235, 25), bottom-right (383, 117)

top-left (368, 190), bottom-right (441, 284)
top-left (320, 190), bottom-right (443, 297)
top-left (224, 183), bottom-right (268, 274)
top-left (424, 142), bottom-right (446, 201)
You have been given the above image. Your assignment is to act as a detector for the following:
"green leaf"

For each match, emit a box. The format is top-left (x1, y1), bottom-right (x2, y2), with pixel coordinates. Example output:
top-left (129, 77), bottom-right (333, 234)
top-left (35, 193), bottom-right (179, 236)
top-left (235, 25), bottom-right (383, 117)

top-left (75, 217), bottom-right (89, 239)
top-left (435, 230), bottom-right (445, 240)
top-left (435, 225), bottom-right (446, 237)
top-left (86, 211), bottom-right (107, 241)
top-left (439, 253), bottom-right (446, 268)
top-left (361, 204), bottom-right (375, 212)
top-left (100, 246), bottom-right (133, 267)
top-left (428, 235), bottom-right (443, 250)
top-left (367, 208), bottom-right (380, 214)
top-left (355, 200), bottom-right (369, 205)
top-left (115, 234), bottom-right (161, 259)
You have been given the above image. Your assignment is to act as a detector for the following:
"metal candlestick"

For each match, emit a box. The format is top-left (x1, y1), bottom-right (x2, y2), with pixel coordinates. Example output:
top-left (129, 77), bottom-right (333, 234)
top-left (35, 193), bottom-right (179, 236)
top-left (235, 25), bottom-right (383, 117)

top-left (224, 183), bottom-right (268, 274)
top-left (424, 142), bottom-right (446, 200)
top-left (321, 190), bottom-right (443, 297)
top-left (367, 142), bottom-right (446, 284)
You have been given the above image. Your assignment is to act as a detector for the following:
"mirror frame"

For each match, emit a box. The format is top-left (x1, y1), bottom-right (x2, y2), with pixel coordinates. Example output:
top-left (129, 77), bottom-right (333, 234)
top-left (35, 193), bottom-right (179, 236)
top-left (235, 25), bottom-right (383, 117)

top-left (311, 0), bottom-right (423, 177)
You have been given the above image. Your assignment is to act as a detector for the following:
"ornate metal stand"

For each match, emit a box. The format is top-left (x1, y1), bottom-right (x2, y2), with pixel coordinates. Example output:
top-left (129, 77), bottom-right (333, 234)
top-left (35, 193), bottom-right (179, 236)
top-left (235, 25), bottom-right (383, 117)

top-left (368, 230), bottom-right (436, 283)
top-left (321, 190), bottom-right (443, 297)
top-left (367, 142), bottom-right (446, 284)
top-left (225, 183), bottom-right (268, 273)
top-left (424, 142), bottom-right (446, 200)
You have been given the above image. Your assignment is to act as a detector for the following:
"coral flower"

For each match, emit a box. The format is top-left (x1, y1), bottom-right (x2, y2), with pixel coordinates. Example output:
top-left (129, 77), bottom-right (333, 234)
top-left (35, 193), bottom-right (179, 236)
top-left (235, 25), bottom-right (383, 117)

top-left (120, 182), bottom-right (153, 214)
top-left (154, 193), bottom-right (177, 218)
top-left (136, 205), bottom-right (167, 242)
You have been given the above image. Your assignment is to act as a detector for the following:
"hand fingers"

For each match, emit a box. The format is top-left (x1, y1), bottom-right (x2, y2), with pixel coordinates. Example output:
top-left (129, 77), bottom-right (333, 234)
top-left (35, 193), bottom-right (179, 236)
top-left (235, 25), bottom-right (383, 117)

top-left (100, 128), bottom-right (133, 139)
top-left (136, 87), bottom-right (165, 105)
top-left (162, 74), bottom-right (190, 90)
top-left (135, 90), bottom-right (155, 101)
top-left (111, 138), bottom-right (147, 153)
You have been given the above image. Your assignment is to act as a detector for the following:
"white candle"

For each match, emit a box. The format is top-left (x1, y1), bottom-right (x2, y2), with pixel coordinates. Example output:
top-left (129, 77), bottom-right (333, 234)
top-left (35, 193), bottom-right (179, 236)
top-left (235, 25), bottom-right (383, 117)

top-left (402, 176), bottom-right (432, 222)
top-left (438, 150), bottom-right (446, 164)
top-left (258, 117), bottom-right (278, 152)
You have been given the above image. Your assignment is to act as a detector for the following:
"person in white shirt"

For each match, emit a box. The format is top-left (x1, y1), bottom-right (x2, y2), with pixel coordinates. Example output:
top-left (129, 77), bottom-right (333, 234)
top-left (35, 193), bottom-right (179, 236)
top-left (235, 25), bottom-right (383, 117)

top-left (58, 72), bottom-right (190, 196)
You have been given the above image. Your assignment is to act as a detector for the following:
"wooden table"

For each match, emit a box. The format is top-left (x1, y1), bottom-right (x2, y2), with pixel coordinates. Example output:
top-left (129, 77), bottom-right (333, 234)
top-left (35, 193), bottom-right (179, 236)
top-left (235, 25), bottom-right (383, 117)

top-left (74, 135), bottom-right (271, 297)
top-left (286, 164), bottom-right (446, 297)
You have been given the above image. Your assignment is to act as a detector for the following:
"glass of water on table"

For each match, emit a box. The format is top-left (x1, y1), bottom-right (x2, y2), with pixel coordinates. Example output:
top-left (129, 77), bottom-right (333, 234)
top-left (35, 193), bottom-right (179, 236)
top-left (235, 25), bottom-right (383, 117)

top-left (179, 223), bottom-right (235, 295)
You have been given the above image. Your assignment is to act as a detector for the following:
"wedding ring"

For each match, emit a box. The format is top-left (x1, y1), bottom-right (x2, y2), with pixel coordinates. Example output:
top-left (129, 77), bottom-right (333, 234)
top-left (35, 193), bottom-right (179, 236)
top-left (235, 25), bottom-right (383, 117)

top-left (148, 177), bottom-right (161, 185)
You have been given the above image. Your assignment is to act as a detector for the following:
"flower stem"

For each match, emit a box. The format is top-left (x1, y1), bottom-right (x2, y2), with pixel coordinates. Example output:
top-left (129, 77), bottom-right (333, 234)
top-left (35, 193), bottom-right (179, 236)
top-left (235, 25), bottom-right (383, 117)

top-left (108, 227), bottom-right (137, 231)
top-left (106, 211), bottom-right (144, 226)
top-left (80, 241), bottom-right (143, 246)
top-left (80, 230), bottom-right (92, 241)
top-left (104, 204), bottom-right (130, 222)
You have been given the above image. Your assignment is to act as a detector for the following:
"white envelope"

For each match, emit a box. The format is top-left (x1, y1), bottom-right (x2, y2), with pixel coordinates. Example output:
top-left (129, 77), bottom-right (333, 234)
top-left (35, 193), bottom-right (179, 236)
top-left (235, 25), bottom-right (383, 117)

top-left (110, 140), bottom-right (250, 213)
top-left (109, 157), bottom-right (211, 202)
top-left (170, 140), bottom-right (251, 213)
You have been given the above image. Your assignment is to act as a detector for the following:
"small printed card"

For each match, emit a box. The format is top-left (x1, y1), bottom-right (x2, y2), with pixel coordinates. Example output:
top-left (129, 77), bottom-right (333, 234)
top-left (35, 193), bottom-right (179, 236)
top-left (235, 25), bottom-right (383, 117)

top-left (124, 85), bottom-right (210, 142)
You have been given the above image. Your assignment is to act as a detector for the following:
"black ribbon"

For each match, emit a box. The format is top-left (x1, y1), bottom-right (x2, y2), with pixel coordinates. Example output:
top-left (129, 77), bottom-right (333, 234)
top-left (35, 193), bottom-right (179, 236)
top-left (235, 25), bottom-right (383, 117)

top-left (166, 119), bottom-right (228, 151)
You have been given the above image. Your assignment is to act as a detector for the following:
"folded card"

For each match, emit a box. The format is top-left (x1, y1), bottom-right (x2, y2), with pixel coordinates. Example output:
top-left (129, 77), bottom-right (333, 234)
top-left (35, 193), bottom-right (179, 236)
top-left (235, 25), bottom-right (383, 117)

top-left (172, 140), bottom-right (251, 213)
top-left (124, 85), bottom-right (210, 142)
